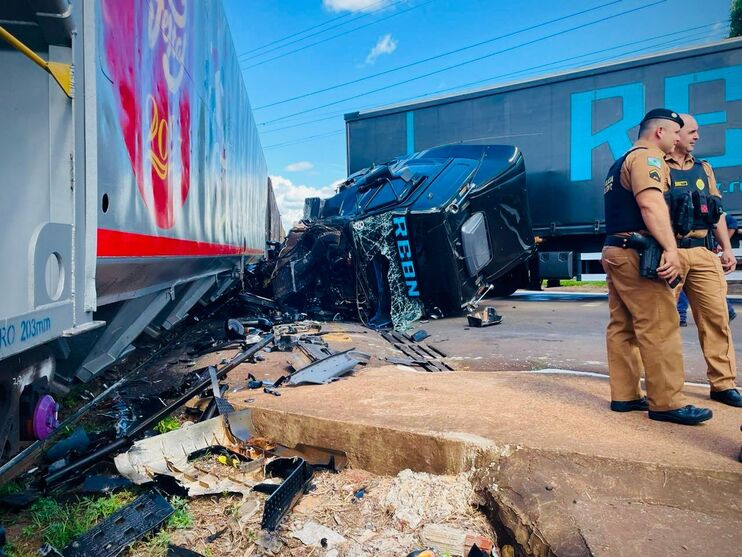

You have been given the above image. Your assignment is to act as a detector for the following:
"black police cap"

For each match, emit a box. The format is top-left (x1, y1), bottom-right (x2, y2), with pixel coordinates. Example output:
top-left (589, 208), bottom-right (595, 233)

top-left (640, 108), bottom-right (684, 127)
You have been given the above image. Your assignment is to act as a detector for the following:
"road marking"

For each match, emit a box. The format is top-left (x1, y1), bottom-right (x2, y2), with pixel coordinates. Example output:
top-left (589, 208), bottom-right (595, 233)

top-left (530, 368), bottom-right (708, 388)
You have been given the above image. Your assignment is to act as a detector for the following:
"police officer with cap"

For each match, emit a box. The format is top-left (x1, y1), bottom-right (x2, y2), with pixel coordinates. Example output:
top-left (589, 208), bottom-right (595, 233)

top-left (666, 113), bottom-right (742, 407)
top-left (602, 108), bottom-right (712, 425)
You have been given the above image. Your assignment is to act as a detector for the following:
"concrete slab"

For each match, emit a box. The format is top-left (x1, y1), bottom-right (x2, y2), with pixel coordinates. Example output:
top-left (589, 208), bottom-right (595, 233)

top-left (225, 366), bottom-right (742, 556)
top-left (231, 366), bottom-right (740, 472)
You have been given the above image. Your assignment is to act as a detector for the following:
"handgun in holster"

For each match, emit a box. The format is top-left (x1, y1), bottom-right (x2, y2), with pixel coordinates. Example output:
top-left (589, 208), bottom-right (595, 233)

top-left (627, 233), bottom-right (682, 288)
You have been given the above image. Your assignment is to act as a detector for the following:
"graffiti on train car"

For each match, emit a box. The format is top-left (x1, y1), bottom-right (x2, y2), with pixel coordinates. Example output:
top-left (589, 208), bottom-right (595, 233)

top-left (98, 0), bottom-right (267, 254)
top-left (102, 0), bottom-right (191, 230)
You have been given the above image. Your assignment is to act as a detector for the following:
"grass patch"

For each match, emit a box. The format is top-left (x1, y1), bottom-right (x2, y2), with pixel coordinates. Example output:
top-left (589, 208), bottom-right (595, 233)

top-left (24, 491), bottom-right (136, 549)
top-left (4, 542), bottom-right (37, 557)
top-left (552, 280), bottom-right (606, 287)
top-left (57, 386), bottom-right (88, 412)
top-left (166, 496), bottom-right (192, 529)
top-left (131, 530), bottom-right (171, 557)
top-left (0, 480), bottom-right (25, 498)
top-left (14, 492), bottom-right (190, 555)
top-left (154, 416), bottom-right (181, 434)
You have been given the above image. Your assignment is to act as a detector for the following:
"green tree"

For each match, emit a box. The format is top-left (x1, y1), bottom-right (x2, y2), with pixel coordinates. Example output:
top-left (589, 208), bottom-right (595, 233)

top-left (731, 0), bottom-right (742, 38)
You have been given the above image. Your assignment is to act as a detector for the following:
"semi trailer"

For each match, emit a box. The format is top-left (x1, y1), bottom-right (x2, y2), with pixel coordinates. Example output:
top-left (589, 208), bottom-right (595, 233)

top-left (344, 38), bottom-right (742, 294)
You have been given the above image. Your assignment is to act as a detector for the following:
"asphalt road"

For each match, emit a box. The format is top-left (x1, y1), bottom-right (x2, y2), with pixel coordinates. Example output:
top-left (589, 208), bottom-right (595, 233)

top-left (422, 290), bottom-right (742, 387)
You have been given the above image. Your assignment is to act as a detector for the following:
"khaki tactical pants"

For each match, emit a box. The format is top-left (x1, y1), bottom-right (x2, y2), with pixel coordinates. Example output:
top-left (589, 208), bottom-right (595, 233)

top-left (602, 246), bottom-right (686, 411)
top-left (676, 246), bottom-right (737, 391)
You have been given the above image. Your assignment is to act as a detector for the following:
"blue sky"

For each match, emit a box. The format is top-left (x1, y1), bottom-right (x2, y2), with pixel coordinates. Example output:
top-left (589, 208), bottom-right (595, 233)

top-left (223, 0), bottom-right (731, 225)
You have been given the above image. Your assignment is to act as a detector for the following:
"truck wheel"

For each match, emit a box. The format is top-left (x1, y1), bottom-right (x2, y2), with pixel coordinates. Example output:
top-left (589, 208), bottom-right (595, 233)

top-left (490, 281), bottom-right (518, 297)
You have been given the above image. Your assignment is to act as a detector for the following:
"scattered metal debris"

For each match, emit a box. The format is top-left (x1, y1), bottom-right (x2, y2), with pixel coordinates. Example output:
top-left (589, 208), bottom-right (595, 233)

top-left (208, 366), bottom-right (236, 415)
top-left (467, 307), bottom-right (503, 328)
top-left (44, 335), bottom-right (273, 485)
top-left (287, 349), bottom-right (370, 386)
top-left (239, 292), bottom-right (278, 311)
top-left (63, 492), bottom-right (173, 557)
top-left (0, 329), bottom-right (191, 485)
top-left (381, 331), bottom-right (453, 372)
top-left (225, 318), bottom-right (246, 340)
top-left (298, 338), bottom-right (336, 362)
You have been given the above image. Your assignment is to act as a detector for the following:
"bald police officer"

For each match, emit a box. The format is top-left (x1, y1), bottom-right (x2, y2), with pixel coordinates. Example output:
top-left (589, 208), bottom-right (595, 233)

top-left (666, 113), bottom-right (742, 407)
top-left (602, 108), bottom-right (712, 425)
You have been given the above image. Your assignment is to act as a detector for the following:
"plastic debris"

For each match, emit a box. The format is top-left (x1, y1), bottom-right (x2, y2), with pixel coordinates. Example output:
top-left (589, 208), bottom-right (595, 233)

top-left (167, 545), bottom-right (205, 557)
top-left (81, 475), bottom-right (133, 494)
top-left (291, 521), bottom-right (346, 548)
top-left (114, 412), bottom-right (264, 496)
top-left (421, 524), bottom-right (495, 556)
top-left (64, 492), bottom-right (173, 557)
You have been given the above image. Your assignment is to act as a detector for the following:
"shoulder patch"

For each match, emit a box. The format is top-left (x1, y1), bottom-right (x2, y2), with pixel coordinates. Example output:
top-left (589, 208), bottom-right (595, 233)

top-left (647, 156), bottom-right (662, 168)
top-left (649, 169), bottom-right (661, 183)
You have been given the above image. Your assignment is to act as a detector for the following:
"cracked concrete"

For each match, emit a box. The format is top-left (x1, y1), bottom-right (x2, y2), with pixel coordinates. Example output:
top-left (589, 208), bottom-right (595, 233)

top-left (225, 364), bottom-right (741, 556)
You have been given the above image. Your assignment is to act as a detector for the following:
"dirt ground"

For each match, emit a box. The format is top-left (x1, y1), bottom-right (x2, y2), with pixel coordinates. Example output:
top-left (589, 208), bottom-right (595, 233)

top-left (161, 468), bottom-right (495, 557)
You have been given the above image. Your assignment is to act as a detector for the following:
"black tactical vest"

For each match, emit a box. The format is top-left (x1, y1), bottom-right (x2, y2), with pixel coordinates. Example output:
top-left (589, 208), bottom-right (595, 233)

top-left (668, 161), bottom-right (719, 233)
top-left (604, 147), bottom-right (647, 234)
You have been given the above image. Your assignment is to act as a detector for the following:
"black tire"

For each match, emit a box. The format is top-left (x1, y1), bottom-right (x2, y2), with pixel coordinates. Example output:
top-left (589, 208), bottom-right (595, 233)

top-left (489, 280), bottom-right (519, 297)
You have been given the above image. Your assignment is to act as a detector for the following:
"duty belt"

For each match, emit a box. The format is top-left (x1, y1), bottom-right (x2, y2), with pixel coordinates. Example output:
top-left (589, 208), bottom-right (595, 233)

top-left (676, 236), bottom-right (712, 249)
top-left (605, 234), bottom-right (711, 250)
top-left (604, 234), bottom-right (643, 249)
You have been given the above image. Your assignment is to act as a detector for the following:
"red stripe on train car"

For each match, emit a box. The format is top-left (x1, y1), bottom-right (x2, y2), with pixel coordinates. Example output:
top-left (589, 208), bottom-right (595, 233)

top-left (97, 229), bottom-right (263, 257)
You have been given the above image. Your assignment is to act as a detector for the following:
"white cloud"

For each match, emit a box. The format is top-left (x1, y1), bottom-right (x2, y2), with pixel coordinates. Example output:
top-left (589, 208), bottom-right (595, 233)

top-left (285, 161), bottom-right (314, 172)
top-left (323, 0), bottom-right (392, 13)
top-left (365, 33), bottom-right (398, 65)
top-left (270, 175), bottom-right (338, 229)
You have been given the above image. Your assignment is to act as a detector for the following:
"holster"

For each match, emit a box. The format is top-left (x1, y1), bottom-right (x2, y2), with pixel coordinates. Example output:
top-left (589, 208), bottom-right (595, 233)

top-left (604, 233), bottom-right (681, 287)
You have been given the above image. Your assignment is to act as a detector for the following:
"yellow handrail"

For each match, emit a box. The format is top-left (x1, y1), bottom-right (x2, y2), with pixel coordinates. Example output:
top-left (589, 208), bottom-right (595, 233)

top-left (0, 25), bottom-right (72, 98)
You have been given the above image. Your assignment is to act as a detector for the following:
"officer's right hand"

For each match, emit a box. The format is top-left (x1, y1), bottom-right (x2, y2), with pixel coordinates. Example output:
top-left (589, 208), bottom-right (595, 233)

top-left (657, 249), bottom-right (681, 283)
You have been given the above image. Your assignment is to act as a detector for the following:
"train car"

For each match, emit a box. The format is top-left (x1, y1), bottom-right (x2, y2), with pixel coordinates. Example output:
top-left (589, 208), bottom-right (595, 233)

top-left (0, 0), bottom-right (269, 460)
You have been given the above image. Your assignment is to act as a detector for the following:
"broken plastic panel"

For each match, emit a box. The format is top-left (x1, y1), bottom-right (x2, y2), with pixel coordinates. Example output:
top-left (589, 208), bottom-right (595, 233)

top-left (258, 457), bottom-right (314, 531)
top-left (64, 492), bottom-right (173, 557)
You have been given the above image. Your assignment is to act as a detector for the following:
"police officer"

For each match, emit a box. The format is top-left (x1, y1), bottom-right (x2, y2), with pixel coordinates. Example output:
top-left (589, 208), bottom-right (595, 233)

top-left (665, 113), bottom-right (742, 407)
top-left (602, 108), bottom-right (712, 425)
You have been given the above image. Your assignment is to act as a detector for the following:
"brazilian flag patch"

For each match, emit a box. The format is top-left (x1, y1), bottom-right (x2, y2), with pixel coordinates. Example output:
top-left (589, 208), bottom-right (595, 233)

top-left (647, 157), bottom-right (662, 168)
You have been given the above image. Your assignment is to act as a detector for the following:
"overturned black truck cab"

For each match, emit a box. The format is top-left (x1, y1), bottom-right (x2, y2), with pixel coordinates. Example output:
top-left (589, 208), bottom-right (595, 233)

top-left (273, 144), bottom-right (535, 329)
